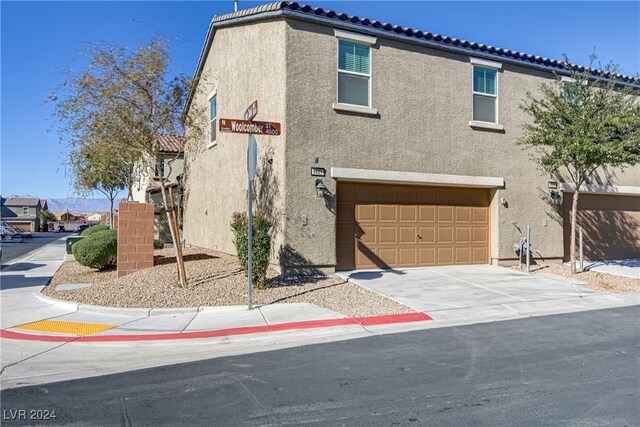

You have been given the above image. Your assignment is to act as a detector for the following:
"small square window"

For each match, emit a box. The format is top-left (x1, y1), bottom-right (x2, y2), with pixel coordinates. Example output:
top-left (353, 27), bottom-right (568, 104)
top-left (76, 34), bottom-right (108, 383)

top-left (22, 207), bottom-right (29, 215)
top-left (473, 66), bottom-right (498, 123)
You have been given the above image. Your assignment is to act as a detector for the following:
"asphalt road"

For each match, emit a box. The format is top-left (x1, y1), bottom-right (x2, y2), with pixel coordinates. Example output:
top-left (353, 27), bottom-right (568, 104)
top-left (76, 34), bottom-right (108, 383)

top-left (2, 306), bottom-right (638, 426)
top-left (0, 233), bottom-right (68, 266)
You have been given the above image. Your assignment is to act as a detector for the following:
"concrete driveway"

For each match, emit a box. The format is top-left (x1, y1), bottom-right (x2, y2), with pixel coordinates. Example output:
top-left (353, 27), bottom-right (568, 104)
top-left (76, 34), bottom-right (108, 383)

top-left (338, 265), bottom-right (637, 322)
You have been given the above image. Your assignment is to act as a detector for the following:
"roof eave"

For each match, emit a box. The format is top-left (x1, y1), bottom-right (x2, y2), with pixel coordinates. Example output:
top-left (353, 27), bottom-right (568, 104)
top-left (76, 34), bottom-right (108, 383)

top-left (183, 10), bottom-right (286, 118)
top-left (279, 8), bottom-right (639, 87)
top-left (183, 4), bottom-right (639, 116)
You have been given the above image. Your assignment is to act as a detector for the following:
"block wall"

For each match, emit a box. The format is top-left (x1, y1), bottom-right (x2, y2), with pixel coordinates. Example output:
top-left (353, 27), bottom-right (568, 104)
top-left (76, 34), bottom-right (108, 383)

top-left (117, 202), bottom-right (154, 278)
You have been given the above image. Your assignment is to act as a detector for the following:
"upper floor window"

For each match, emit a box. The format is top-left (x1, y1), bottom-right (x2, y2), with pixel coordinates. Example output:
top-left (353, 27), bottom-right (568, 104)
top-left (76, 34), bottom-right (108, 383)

top-left (209, 95), bottom-right (217, 146)
top-left (561, 76), bottom-right (579, 104)
top-left (22, 207), bottom-right (29, 215)
top-left (338, 40), bottom-right (371, 107)
top-left (473, 66), bottom-right (498, 123)
top-left (154, 159), bottom-right (165, 178)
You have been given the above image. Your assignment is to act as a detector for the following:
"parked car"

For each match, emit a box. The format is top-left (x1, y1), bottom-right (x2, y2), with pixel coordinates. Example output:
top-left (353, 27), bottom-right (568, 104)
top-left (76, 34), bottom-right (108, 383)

top-left (74, 224), bottom-right (92, 235)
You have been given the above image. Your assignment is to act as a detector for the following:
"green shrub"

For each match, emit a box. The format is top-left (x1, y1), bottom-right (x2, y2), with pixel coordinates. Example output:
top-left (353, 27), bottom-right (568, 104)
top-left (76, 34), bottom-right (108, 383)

top-left (81, 224), bottom-right (110, 237)
top-left (73, 229), bottom-right (118, 269)
top-left (231, 211), bottom-right (272, 288)
top-left (154, 239), bottom-right (164, 249)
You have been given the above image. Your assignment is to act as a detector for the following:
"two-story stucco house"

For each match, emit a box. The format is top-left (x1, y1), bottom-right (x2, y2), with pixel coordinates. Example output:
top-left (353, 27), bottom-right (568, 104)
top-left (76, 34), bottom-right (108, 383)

top-left (132, 134), bottom-right (185, 242)
top-left (182, 2), bottom-right (640, 274)
top-left (1, 197), bottom-right (43, 232)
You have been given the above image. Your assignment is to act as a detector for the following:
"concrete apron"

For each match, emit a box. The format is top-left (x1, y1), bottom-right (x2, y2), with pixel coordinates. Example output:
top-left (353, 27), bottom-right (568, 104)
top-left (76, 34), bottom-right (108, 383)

top-left (338, 264), bottom-right (639, 325)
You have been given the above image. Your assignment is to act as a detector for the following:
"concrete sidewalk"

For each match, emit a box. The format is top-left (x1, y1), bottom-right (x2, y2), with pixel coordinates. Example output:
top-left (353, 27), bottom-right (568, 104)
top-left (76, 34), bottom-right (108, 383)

top-left (564, 259), bottom-right (640, 279)
top-left (0, 238), bottom-right (380, 340)
top-left (1, 238), bottom-right (637, 390)
top-left (1, 237), bottom-right (428, 389)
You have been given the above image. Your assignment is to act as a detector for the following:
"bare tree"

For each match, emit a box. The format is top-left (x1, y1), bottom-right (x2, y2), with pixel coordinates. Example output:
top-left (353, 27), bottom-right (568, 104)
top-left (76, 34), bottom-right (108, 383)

top-left (51, 38), bottom-right (205, 287)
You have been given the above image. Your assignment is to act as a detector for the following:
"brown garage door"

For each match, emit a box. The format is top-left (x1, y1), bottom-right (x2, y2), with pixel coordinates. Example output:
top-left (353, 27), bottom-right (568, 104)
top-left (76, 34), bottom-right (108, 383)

top-left (563, 193), bottom-right (640, 260)
top-left (8, 222), bottom-right (32, 232)
top-left (336, 182), bottom-right (490, 270)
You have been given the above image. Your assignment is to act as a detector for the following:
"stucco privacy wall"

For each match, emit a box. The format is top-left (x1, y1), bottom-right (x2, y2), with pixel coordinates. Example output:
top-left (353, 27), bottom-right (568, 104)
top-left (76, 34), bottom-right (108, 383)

top-left (183, 19), bottom-right (287, 264)
top-left (282, 19), bottom-right (640, 268)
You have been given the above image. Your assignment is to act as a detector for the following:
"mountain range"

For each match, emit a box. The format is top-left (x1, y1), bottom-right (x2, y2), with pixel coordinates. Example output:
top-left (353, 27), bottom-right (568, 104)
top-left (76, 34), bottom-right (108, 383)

top-left (46, 197), bottom-right (112, 213)
top-left (4, 195), bottom-right (111, 214)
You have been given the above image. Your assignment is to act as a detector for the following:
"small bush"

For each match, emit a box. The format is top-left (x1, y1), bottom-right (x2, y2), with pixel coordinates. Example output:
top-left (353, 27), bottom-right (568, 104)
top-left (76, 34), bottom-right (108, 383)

top-left (231, 211), bottom-right (272, 288)
top-left (73, 229), bottom-right (118, 269)
top-left (154, 239), bottom-right (164, 249)
top-left (81, 224), bottom-right (110, 237)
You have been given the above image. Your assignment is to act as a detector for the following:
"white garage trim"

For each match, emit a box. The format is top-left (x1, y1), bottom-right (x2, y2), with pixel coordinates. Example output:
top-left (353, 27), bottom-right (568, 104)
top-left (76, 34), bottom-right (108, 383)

top-left (331, 167), bottom-right (504, 188)
top-left (560, 183), bottom-right (640, 196)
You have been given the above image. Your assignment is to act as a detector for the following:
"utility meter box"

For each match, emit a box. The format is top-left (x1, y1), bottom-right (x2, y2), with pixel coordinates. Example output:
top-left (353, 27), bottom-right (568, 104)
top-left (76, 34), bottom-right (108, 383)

top-left (66, 236), bottom-right (85, 254)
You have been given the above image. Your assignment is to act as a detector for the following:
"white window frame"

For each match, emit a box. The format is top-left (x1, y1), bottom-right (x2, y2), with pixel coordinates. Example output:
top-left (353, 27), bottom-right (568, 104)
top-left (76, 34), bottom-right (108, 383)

top-left (333, 29), bottom-right (377, 115)
top-left (469, 57), bottom-right (502, 129)
top-left (22, 207), bottom-right (29, 215)
top-left (154, 158), bottom-right (165, 178)
top-left (207, 89), bottom-right (217, 149)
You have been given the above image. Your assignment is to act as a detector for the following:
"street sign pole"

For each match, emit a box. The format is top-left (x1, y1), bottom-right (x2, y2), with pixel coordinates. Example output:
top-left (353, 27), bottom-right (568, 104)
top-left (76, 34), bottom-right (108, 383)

top-left (248, 175), bottom-right (253, 310)
top-left (247, 134), bottom-right (257, 310)
top-left (222, 100), bottom-right (280, 311)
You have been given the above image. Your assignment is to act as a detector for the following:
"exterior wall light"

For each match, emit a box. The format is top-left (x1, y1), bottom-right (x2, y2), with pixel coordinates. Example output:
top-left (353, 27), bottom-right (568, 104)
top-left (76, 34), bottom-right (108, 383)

top-left (315, 179), bottom-right (329, 198)
top-left (550, 190), bottom-right (562, 206)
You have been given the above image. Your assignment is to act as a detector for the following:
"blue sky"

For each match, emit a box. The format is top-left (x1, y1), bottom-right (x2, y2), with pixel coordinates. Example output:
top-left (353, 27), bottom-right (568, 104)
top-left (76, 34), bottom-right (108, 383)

top-left (2, 1), bottom-right (638, 200)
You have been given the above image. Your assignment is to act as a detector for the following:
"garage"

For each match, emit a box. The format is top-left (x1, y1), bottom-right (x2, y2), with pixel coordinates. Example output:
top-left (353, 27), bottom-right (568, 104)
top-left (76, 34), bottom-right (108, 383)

top-left (7, 222), bottom-right (33, 232)
top-left (336, 182), bottom-right (490, 270)
top-left (563, 193), bottom-right (640, 260)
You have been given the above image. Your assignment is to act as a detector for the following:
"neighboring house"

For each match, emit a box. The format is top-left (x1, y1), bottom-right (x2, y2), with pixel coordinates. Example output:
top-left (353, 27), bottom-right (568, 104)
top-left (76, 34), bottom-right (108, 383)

top-left (132, 134), bottom-right (185, 243)
top-left (0, 197), bottom-right (42, 232)
top-left (182, 2), bottom-right (640, 274)
top-left (53, 212), bottom-right (85, 222)
top-left (87, 212), bottom-right (103, 222)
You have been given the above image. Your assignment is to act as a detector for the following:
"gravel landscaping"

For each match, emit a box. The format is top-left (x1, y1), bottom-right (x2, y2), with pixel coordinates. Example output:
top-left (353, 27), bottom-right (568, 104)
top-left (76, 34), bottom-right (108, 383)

top-left (520, 263), bottom-right (639, 293)
top-left (44, 247), bottom-right (415, 318)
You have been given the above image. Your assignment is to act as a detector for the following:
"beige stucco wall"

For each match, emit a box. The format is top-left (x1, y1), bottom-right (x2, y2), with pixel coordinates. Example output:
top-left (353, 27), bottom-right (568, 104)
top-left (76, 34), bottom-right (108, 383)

top-left (183, 19), bottom-right (288, 264)
top-left (132, 155), bottom-right (184, 203)
top-left (184, 16), bottom-right (639, 273)
top-left (282, 19), bottom-right (640, 270)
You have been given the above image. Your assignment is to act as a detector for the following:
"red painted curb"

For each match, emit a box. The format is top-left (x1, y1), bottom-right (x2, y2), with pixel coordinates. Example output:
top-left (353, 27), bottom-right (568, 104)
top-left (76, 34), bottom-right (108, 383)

top-left (0, 312), bottom-right (431, 342)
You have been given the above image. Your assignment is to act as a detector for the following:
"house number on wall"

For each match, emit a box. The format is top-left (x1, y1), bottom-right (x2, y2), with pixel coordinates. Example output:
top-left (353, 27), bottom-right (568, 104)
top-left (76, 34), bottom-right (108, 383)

top-left (311, 167), bottom-right (326, 177)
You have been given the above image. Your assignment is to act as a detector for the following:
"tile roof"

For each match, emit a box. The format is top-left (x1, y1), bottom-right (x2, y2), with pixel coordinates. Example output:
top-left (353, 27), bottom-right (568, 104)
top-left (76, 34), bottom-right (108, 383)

top-left (155, 134), bottom-right (185, 154)
top-left (3, 216), bottom-right (36, 221)
top-left (210, 1), bottom-right (638, 85)
top-left (147, 181), bottom-right (180, 194)
top-left (1, 206), bottom-right (16, 218)
top-left (3, 197), bottom-right (41, 206)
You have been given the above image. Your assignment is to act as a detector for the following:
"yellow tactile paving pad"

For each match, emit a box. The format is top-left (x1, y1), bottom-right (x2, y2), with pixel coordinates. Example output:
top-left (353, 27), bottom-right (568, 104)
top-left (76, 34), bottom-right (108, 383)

top-left (13, 320), bottom-right (117, 336)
